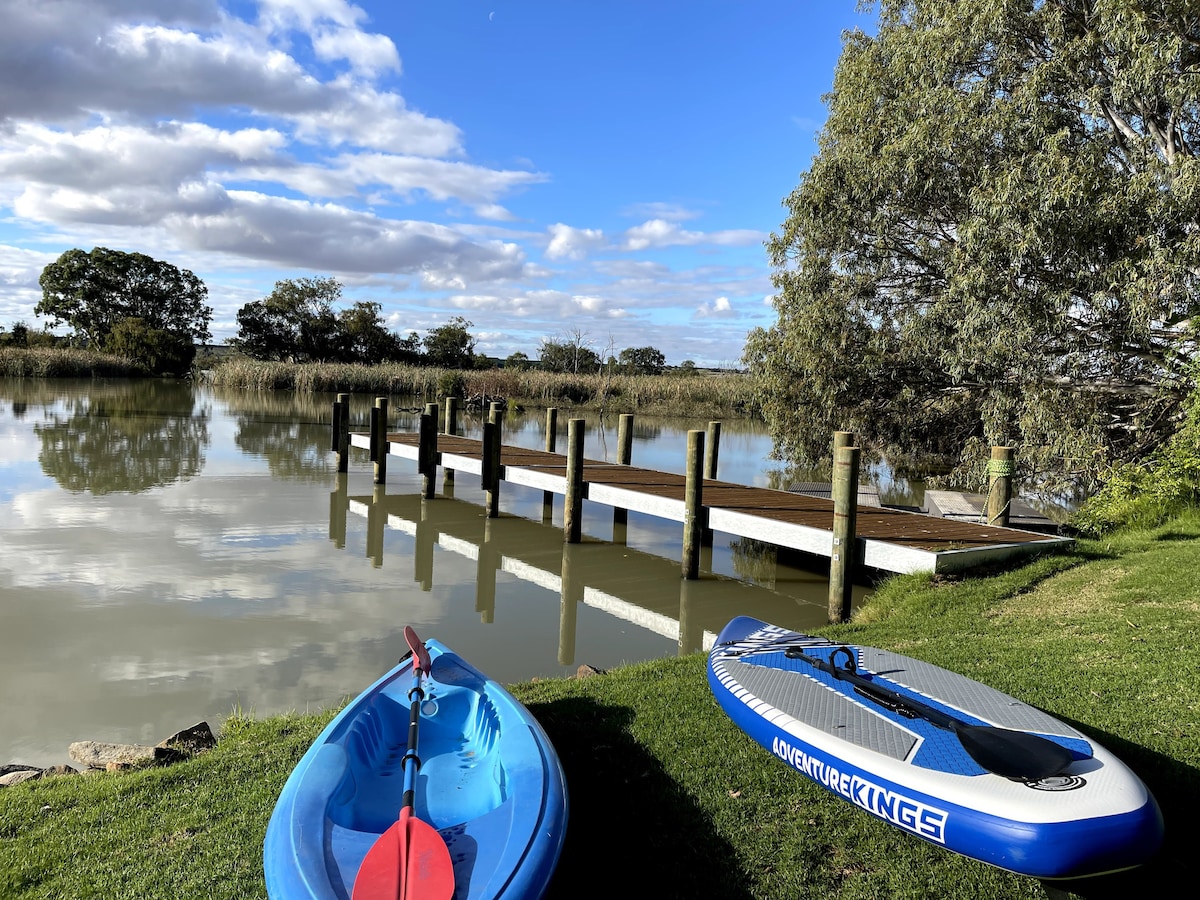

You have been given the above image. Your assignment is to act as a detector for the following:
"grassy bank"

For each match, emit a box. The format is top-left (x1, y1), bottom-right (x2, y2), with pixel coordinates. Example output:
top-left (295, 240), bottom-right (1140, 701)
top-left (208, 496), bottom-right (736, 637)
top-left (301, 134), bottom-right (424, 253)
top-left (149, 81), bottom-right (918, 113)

top-left (207, 358), bottom-right (755, 417)
top-left (2, 514), bottom-right (1197, 899)
top-left (0, 347), bottom-right (146, 378)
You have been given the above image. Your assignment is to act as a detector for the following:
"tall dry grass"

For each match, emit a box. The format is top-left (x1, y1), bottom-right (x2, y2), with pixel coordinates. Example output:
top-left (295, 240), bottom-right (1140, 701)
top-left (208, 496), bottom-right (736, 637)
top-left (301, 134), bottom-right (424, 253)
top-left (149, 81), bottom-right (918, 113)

top-left (208, 359), bottom-right (757, 417)
top-left (0, 347), bottom-right (146, 378)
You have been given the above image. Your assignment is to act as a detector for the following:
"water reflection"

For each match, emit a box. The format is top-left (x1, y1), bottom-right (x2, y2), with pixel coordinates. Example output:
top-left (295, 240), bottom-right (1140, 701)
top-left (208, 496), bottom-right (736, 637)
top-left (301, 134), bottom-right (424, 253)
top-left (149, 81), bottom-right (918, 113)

top-left (330, 483), bottom-right (869, 662)
top-left (30, 381), bottom-right (208, 494)
top-left (0, 377), bottom-right (874, 769)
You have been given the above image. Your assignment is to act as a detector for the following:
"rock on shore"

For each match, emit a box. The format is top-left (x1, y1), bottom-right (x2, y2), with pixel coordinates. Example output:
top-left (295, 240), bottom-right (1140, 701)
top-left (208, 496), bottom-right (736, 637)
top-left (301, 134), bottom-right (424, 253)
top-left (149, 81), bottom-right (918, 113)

top-left (1, 721), bottom-right (216, 786)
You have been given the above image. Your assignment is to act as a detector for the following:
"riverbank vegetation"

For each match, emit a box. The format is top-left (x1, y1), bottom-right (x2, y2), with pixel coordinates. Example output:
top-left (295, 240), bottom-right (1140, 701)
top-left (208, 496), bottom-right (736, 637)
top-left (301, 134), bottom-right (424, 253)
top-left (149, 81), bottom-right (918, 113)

top-left (2, 509), bottom-right (1195, 899)
top-left (206, 357), bottom-right (755, 417)
top-left (0, 346), bottom-right (146, 379)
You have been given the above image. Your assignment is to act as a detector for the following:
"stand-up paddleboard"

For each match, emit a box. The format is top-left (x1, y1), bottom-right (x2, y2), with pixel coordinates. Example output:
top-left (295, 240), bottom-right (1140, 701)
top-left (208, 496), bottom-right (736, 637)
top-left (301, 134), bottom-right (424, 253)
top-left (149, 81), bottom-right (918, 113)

top-left (265, 632), bottom-right (569, 899)
top-left (708, 616), bottom-right (1163, 879)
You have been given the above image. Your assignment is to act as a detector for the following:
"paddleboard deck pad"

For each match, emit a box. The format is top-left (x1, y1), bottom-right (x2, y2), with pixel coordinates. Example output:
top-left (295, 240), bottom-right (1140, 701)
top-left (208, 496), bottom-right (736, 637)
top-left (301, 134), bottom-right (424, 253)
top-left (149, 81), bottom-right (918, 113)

top-left (708, 616), bottom-right (1163, 879)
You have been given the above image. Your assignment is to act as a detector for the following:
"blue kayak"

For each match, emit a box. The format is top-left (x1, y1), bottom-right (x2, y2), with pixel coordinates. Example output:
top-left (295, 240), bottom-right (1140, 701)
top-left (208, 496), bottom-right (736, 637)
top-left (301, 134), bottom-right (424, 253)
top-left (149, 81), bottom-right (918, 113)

top-left (264, 635), bottom-right (569, 899)
top-left (709, 615), bottom-right (1163, 879)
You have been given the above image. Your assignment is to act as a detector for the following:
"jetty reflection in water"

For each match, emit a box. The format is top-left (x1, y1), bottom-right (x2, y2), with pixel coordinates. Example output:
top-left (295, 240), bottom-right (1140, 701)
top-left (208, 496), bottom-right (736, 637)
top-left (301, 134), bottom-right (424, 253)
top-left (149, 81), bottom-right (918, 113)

top-left (330, 478), bottom-right (871, 662)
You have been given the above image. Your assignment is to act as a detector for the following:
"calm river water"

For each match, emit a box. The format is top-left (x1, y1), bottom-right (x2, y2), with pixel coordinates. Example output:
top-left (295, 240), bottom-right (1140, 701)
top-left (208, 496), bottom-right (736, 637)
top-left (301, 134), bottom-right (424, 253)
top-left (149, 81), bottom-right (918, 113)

top-left (0, 378), bottom-right (919, 768)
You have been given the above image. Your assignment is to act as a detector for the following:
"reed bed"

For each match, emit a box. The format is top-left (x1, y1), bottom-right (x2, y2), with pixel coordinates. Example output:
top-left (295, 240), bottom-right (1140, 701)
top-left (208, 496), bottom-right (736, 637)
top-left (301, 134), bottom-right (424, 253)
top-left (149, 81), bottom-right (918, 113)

top-left (208, 359), bottom-right (756, 417)
top-left (0, 347), bottom-right (146, 378)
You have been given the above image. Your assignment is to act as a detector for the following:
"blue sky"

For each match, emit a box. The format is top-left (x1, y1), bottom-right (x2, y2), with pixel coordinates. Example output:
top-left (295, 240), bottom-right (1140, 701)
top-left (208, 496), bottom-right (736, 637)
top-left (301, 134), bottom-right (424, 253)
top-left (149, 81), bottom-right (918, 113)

top-left (0, 1), bottom-right (873, 367)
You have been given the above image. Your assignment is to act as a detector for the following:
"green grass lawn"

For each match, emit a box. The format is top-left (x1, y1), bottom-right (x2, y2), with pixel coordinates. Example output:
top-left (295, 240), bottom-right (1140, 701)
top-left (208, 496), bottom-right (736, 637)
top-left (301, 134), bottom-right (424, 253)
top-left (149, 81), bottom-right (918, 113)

top-left (3, 513), bottom-right (1197, 899)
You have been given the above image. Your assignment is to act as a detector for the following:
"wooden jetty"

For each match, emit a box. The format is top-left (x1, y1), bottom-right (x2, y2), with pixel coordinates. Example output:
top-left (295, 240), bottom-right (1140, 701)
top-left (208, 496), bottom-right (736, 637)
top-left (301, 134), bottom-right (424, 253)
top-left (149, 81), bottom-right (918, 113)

top-left (335, 402), bottom-right (1073, 577)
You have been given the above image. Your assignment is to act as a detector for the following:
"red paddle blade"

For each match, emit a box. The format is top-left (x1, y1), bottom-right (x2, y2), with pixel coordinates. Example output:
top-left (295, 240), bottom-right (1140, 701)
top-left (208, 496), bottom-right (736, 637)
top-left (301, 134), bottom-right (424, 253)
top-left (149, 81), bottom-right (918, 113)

top-left (352, 809), bottom-right (454, 900)
top-left (404, 625), bottom-right (433, 676)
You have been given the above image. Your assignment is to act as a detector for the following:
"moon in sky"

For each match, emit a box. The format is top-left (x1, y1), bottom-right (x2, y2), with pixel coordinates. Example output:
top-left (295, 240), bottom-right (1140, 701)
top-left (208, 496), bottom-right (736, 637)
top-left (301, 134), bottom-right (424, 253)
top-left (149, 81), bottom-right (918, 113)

top-left (489, 11), bottom-right (495, 20)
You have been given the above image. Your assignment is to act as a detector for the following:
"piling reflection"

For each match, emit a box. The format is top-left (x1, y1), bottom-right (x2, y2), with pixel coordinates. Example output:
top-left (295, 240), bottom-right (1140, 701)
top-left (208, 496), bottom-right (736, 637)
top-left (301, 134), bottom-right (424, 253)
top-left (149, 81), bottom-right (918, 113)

top-left (329, 486), bottom-right (870, 665)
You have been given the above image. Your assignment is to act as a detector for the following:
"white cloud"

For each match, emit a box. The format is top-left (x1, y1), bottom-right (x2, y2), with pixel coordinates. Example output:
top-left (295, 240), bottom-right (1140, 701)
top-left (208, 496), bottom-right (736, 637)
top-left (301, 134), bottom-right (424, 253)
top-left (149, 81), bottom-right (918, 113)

top-left (695, 296), bottom-right (735, 319)
top-left (622, 218), bottom-right (764, 251)
top-left (545, 223), bottom-right (605, 260)
top-left (0, 8), bottom-right (457, 156)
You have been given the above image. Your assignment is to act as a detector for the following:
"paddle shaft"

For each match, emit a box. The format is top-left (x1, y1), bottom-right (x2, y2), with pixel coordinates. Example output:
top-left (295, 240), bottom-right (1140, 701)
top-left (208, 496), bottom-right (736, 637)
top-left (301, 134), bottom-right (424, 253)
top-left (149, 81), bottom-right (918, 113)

top-left (351, 629), bottom-right (454, 900)
top-left (400, 625), bottom-right (437, 815)
top-left (401, 668), bottom-right (423, 812)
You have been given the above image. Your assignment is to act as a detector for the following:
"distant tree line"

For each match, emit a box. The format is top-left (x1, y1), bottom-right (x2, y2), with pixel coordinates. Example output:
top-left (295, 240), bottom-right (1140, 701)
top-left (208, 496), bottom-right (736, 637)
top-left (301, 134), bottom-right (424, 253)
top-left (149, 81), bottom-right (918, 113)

top-left (18, 250), bottom-right (683, 377)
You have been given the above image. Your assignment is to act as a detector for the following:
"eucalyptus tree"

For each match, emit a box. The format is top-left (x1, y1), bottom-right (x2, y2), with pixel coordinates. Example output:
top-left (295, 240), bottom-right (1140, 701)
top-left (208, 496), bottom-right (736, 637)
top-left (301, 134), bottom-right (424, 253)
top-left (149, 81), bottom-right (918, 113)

top-left (232, 277), bottom-right (343, 363)
top-left (36, 247), bottom-right (212, 370)
top-left (538, 331), bottom-right (600, 374)
top-left (619, 346), bottom-right (667, 375)
top-left (423, 316), bottom-right (477, 369)
top-left (745, 0), bottom-right (1200, 491)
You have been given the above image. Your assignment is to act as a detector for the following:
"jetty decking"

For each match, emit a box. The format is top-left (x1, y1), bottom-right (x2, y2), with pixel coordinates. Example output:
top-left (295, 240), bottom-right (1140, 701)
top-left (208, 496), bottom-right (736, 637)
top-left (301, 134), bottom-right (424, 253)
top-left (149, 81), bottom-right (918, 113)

top-left (347, 429), bottom-right (1073, 575)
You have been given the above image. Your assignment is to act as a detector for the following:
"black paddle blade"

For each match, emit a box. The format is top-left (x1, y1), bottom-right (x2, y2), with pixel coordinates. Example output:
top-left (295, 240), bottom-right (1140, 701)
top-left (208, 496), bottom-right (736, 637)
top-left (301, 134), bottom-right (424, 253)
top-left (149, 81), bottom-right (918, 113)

top-left (952, 723), bottom-right (1073, 781)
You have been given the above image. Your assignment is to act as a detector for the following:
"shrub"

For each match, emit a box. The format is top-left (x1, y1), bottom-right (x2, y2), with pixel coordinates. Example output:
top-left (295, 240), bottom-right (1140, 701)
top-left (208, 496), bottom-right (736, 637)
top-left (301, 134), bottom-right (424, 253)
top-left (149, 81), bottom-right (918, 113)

top-left (437, 370), bottom-right (467, 400)
top-left (1072, 374), bottom-right (1200, 536)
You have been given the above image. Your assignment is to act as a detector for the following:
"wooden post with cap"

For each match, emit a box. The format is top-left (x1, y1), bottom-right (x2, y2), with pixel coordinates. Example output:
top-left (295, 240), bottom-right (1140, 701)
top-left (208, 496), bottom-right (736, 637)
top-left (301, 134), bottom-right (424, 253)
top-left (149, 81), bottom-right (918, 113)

top-left (828, 444), bottom-right (861, 624)
top-left (986, 446), bottom-right (1014, 528)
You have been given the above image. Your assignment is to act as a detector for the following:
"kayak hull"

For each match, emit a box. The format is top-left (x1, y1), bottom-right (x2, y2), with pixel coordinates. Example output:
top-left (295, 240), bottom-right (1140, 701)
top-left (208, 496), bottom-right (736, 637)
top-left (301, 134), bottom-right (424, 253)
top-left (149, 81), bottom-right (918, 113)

top-left (265, 638), bottom-right (568, 899)
top-left (708, 616), bottom-right (1163, 879)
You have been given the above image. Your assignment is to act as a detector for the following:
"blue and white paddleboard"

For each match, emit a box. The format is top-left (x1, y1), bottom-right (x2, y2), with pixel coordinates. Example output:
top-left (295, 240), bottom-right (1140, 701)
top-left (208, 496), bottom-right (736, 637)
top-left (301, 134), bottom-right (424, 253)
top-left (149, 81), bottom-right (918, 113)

top-left (708, 616), bottom-right (1163, 879)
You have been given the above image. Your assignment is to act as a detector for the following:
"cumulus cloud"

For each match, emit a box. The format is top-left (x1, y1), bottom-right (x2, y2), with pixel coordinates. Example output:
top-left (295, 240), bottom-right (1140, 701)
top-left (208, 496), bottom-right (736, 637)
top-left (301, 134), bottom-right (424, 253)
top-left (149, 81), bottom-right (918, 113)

top-left (0, 5), bottom-right (458, 156)
top-left (255, 0), bottom-right (402, 75)
top-left (545, 223), bottom-right (605, 260)
top-left (166, 191), bottom-right (531, 280)
top-left (695, 296), bottom-right (735, 319)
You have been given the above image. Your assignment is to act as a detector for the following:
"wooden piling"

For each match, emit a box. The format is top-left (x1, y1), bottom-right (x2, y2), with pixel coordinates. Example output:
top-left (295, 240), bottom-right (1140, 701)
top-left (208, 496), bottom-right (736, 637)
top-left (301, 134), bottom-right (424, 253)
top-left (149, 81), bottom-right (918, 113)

top-left (617, 414), bottom-right (634, 465)
top-left (705, 421), bottom-right (721, 480)
top-left (701, 421), bottom-right (721, 546)
top-left (483, 412), bottom-right (502, 518)
top-left (613, 413), bottom-right (633, 539)
top-left (330, 396), bottom-right (342, 452)
top-left (335, 392), bottom-right (350, 473)
top-left (371, 397), bottom-right (389, 484)
top-left (443, 397), bottom-right (458, 488)
top-left (828, 444), bottom-right (861, 624)
top-left (682, 429), bottom-right (706, 579)
top-left (544, 408), bottom-right (561, 525)
top-left (545, 408), bottom-right (559, 452)
top-left (418, 408), bottom-right (436, 499)
top-left (987, 446), bottom-right (1015, 528)
top-left (558, 542), bottom-right (581, 665)
top-left (833, 430), bottom-right (854, 462)
top-left (565, 419), bottom-right (585, 543)
top-left (543, 408), bottom-right (558, 523)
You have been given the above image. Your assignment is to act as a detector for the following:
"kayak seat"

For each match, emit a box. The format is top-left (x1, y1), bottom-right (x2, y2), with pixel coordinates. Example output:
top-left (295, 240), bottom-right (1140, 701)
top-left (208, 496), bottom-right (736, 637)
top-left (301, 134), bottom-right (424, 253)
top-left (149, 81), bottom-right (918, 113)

top-left (328, 695), bottom-right (412, 832)
top-left (417, 687), bottom-right (506, 827)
